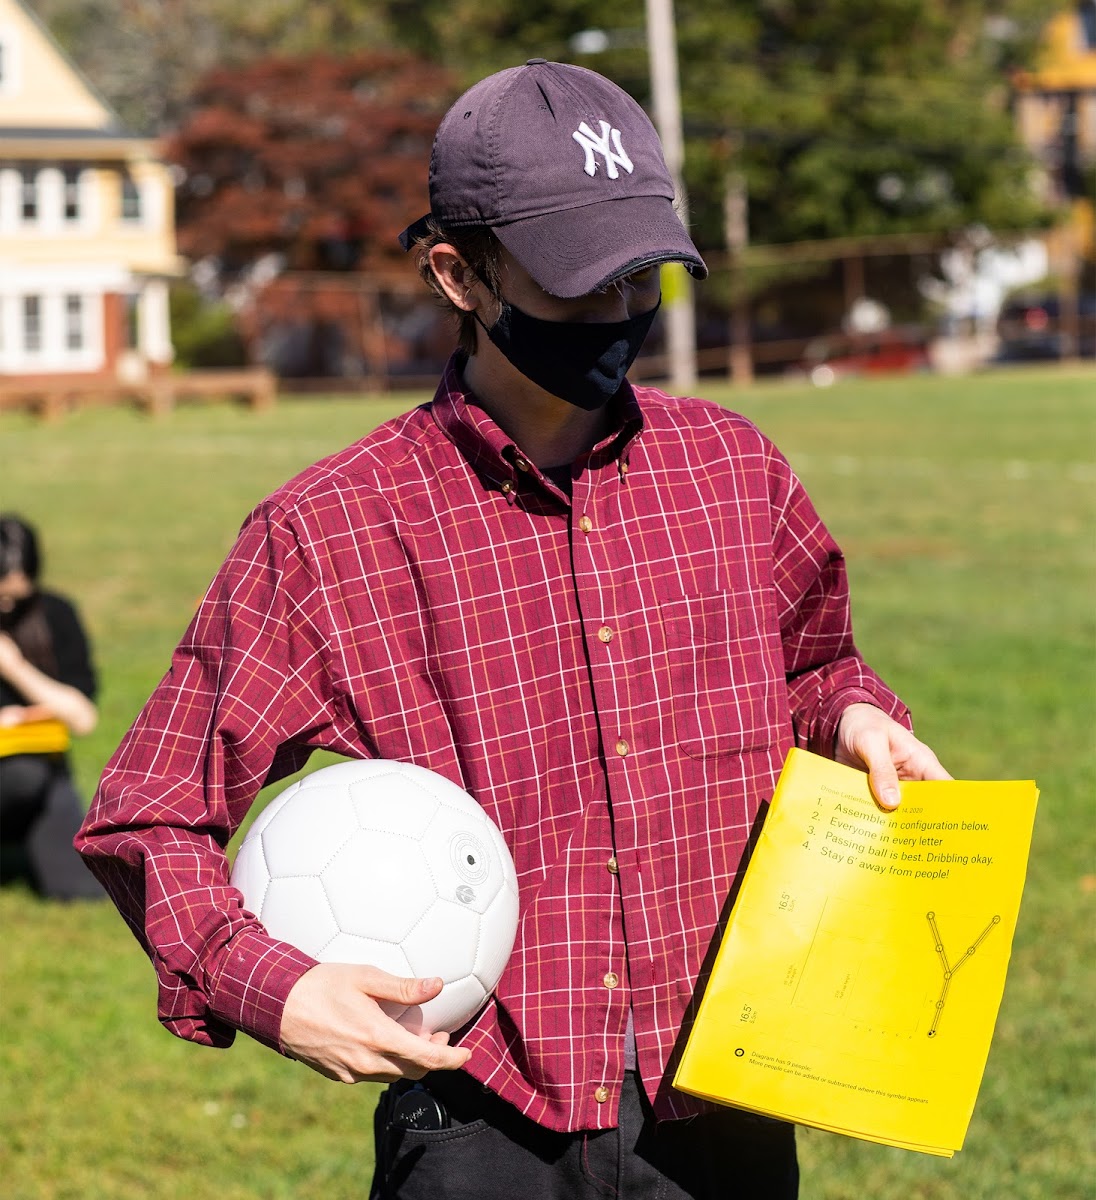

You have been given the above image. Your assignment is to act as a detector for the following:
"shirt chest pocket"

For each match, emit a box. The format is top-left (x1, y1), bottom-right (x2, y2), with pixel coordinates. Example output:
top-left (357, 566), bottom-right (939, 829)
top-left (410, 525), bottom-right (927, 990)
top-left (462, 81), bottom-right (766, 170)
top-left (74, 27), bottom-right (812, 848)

top-left (659, 591), bottom-right (782, 758)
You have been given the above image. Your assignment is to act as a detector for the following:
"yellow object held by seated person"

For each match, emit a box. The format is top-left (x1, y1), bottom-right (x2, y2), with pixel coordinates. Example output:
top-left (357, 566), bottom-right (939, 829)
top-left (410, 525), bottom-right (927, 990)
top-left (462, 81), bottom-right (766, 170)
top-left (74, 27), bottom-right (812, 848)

top-left (0, 718), bottom-right (71, 757)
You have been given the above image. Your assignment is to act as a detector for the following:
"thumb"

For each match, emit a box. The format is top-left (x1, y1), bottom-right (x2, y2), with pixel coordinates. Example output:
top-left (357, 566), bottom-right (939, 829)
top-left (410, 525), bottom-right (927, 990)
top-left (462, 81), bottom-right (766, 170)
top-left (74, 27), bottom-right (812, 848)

top-left (864, 749), bottom-right (902, 812)
top-left (355, 966), bottom-right (445, 1006)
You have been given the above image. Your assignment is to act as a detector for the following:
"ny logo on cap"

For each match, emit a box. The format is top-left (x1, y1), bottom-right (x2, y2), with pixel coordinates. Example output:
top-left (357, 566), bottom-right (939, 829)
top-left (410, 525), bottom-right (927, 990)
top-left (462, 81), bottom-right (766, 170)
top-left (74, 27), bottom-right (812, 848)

top-left (572, 120), bottom-right (634, 179)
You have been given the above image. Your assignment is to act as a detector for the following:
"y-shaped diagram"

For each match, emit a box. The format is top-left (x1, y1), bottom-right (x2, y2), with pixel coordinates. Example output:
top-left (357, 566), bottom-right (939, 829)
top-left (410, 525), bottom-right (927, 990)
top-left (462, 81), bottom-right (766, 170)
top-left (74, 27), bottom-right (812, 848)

top-left (925, 911), bottom-right (1001, 1037)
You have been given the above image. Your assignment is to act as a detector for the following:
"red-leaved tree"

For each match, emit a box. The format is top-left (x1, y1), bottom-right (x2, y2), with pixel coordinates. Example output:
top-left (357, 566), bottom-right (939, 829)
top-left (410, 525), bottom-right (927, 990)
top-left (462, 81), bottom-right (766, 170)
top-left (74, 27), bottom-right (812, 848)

top-left (165, 50), bottom-right (456, 276)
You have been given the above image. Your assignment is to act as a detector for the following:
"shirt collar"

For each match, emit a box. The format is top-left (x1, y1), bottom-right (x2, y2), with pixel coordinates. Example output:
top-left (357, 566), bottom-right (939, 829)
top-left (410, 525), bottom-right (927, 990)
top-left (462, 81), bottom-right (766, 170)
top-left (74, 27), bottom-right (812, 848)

top-left (430, 354), bottom-right (645, 500)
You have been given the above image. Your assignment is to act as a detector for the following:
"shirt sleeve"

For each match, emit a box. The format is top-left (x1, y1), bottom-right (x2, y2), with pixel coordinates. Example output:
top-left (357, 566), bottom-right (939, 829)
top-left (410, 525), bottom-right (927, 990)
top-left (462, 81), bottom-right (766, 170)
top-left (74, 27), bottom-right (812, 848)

top-left (765, 441), bottom-right (912, 752)
top-left (74, 502), bottom-right (338, 1052)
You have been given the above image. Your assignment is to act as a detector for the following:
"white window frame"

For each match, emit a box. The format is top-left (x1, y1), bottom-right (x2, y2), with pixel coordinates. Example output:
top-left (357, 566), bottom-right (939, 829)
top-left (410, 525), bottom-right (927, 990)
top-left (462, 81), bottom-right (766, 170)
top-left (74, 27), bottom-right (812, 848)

top-left (0, 269), bottom-right (120, 373)
top-left (64, 294), bottom-right (85, 351)
top-left (120, 173), bottom-right (143, 224)
top-left (22, 294), bottom-right (42, 353)
top-left (62, 166), bottom-right (84, 223)
top-left (20, 166), bottom-right (39, 224)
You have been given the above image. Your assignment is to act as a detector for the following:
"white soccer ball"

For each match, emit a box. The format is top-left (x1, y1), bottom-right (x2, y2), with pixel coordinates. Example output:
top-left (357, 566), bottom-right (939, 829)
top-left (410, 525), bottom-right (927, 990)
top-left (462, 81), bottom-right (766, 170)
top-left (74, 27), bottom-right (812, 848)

top-left (230, 759), bottom-right (519, 1034)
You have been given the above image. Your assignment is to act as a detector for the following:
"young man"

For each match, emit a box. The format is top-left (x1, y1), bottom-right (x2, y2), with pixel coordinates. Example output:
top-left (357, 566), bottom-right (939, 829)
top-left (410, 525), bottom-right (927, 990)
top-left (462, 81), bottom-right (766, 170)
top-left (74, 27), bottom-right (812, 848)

top-left (77, 61), bottom-right (948, 1198)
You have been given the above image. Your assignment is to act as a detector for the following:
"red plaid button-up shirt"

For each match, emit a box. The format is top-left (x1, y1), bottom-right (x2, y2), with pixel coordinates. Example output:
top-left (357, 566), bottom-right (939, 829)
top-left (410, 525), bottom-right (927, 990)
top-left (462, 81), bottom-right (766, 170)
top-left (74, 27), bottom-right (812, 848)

top-left (77, 358), bottom-right (909, 1131)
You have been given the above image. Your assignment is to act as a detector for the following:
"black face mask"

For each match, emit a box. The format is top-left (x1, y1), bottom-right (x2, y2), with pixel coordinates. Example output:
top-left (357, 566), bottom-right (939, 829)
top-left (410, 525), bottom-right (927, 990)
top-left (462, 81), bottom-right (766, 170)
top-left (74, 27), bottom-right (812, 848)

top-left (476, 298), bottom-right (660, 411)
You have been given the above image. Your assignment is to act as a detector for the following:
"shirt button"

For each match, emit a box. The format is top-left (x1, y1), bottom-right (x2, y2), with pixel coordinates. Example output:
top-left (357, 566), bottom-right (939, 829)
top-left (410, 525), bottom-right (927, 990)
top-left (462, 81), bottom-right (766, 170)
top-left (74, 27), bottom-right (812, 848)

top-left (615, 738), bottom-right (630, 756)
top-left (603, 971), bottom-right (619, 989)
top-left (606, 855), bottom-right (619, 875)
top-left (515, 457), bottom-right (530, 471)
top-left (594, 1085), bottom-right (610, 1104)
top-left (500, 480), bottom-right (514, 494)
top-left (578, 515), bottom-right (594, 533)
top-left (597, 625), bottom-right (613, 643)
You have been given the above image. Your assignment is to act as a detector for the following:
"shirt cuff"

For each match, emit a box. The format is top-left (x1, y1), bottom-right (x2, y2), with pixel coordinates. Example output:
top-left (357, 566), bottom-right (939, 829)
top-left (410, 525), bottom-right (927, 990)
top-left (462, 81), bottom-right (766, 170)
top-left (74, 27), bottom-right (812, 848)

top-left (208, 925), bottom-right (318, 1053)
top-left (814, 686), bottom-right (912, 759)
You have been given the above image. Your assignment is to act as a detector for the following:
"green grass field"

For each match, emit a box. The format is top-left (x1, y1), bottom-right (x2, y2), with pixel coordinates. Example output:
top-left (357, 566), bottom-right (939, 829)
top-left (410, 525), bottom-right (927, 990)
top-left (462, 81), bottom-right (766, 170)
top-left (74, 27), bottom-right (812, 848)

top-left (2, 366), bottom-right (1093, 1199)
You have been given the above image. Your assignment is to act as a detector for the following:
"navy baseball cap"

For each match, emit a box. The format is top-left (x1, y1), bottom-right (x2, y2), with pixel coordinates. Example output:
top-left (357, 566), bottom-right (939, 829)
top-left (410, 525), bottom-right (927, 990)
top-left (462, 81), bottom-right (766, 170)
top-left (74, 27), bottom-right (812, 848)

top-left (399, 59), bottom-right (707, 299)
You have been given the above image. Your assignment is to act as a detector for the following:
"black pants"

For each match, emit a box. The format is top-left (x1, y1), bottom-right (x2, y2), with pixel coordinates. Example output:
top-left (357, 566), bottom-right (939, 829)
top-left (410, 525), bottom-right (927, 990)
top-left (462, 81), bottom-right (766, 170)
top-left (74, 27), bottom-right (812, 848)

top-left (371, 1069), bottom-right (798, 1199)
top-left (0, 754), bottom-right (103, 900)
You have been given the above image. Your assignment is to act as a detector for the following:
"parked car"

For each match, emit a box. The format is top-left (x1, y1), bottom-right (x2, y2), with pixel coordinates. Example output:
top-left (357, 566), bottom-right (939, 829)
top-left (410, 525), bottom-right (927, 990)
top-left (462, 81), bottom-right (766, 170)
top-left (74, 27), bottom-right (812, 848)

top-left (994, 293), bottom-right (1096, 362)
top-left (789, 330), bottom-right (932, 387)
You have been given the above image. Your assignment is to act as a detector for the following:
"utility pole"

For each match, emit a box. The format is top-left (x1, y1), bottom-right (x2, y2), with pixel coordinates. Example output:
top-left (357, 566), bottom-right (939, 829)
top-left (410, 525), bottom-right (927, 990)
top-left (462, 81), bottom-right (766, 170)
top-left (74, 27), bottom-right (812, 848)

top-left (723, 155), bottom-right (753, 385)
top-left (645, 0), bottom-right (697, 392)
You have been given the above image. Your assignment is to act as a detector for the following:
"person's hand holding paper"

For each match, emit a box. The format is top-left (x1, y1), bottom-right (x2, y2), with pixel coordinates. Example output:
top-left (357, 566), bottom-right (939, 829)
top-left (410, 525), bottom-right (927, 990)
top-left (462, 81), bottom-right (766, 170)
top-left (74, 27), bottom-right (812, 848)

top-left (836, 703), bottom-right (952, 810)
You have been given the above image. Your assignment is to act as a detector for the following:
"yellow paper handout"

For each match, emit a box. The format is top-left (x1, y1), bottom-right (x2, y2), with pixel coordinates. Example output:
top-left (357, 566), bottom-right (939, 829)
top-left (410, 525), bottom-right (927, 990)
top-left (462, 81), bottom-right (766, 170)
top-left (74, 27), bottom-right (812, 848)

top-left (673, 748), bottom-right (1038, 1157)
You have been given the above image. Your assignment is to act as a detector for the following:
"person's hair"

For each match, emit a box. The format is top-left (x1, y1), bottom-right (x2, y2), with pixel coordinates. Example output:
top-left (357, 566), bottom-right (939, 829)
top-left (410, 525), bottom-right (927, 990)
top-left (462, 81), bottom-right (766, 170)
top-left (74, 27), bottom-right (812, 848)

top-left (0, 513), bottom-right (56, 676)
top-left (0, 513), bottom-right (41, 582)
top-left (412, 218), bottom-right (504, 356)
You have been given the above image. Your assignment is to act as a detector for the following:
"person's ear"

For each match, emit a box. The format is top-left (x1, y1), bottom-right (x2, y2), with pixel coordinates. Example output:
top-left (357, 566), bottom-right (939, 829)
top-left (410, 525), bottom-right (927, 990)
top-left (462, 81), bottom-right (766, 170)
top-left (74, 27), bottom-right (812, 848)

top-left (428, 245), bottom-right (482, 312)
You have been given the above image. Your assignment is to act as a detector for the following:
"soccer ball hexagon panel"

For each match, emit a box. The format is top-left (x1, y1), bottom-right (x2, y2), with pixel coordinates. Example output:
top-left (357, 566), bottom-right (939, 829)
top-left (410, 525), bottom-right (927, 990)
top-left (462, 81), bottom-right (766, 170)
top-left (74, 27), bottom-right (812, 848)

top-left (230, 759), bottom-right (519, 1034)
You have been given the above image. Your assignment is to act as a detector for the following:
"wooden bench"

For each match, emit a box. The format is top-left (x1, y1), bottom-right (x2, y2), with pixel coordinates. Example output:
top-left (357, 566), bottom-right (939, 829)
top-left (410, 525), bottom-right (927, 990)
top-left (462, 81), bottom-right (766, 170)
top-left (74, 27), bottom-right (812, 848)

top-left (0, 369), bottom-right (277, 422)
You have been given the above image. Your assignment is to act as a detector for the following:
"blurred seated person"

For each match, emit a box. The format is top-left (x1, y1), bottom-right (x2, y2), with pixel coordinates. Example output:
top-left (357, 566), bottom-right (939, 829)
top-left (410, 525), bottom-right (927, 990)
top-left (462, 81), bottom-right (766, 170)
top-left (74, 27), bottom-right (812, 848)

top-left (0, 514), bottom-right (103, 899)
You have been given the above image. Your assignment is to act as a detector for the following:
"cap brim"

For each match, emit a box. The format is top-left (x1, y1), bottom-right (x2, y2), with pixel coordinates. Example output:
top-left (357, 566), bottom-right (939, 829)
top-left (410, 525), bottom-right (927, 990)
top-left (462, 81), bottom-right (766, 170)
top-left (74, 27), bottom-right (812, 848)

top-left (399, 214), bottom-right (432, 251)
top-left (491, 194), bottom-right (707, 299)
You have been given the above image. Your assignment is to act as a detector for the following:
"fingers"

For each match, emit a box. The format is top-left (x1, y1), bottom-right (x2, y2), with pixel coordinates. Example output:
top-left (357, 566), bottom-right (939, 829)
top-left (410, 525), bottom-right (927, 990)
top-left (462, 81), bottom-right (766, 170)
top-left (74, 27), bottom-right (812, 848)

top-left (279, 962), bottom-right (471, 1087)
top-left (836, 703), bottom-right (951, 810)
top-left (394, 1038), bottom-right (471, 1079)
top-left (375, 1016), bottom-right (470, 1077)
top-left (908, 745), bottom-right (952, 782)
top-left (350, 1039), bottom-right (469, 1084)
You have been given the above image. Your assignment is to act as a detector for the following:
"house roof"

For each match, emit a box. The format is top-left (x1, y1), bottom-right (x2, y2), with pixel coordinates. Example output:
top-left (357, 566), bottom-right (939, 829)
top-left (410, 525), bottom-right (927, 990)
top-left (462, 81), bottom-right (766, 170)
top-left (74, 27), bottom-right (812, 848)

top-left (0, 127), bottom-right (157, 159)
top-left (3, 0), bottom-right (128, 133)
top-left (1014, 7), bottom-right (1096, 91)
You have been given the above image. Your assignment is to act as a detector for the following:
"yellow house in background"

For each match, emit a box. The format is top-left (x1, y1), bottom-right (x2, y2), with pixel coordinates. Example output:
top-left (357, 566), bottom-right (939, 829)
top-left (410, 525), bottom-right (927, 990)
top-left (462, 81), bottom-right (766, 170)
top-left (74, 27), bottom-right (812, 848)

top-left (1014, 1), bottom-right (1096, 263)
top-left (0, 0), bottom-right (181, 377)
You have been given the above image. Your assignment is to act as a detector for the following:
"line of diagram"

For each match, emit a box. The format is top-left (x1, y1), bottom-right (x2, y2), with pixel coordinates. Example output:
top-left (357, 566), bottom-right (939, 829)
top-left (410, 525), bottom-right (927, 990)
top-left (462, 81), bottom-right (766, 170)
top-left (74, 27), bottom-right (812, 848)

top-left (925, 911), bottom-right (1001, 1037)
